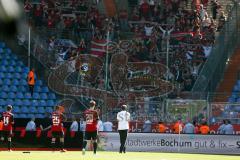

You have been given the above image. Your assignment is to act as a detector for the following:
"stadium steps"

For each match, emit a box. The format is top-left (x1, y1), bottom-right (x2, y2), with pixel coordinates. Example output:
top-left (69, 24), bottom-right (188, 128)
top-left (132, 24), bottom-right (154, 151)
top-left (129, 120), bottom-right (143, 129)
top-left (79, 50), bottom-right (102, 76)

top-left (214, 48), bottom-right (240, 102)
top-left (103, 0), bottom-right (117, 17)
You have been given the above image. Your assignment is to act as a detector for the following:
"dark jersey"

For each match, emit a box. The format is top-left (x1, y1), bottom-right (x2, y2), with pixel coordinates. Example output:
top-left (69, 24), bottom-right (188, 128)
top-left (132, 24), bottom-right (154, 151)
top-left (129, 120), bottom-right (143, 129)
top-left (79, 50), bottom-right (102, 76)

top-left (2, 112), bottom-right (14, 131)
top-left (84, 109), bottom-right (98, 132)
top-left (51, 111), bottom-right (64, 132)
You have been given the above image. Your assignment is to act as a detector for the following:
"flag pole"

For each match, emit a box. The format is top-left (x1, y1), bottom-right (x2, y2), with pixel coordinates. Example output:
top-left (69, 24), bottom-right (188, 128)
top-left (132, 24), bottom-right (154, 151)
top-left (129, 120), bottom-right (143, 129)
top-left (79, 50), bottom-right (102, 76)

top-left (105, 29), bottom-right (110, 91)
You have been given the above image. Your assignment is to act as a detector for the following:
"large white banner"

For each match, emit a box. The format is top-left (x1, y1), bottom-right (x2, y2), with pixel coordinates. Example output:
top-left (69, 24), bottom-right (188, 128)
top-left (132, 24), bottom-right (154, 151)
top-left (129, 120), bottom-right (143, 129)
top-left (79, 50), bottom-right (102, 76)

top-left (98, 133), bottom-right (240, 155)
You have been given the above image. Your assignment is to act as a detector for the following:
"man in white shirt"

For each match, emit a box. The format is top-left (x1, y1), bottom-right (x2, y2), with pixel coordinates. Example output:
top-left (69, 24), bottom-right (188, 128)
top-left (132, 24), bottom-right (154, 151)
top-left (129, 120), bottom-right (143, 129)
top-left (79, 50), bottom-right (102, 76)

top-left (97, 119), bottom-right (104, 132)
top-left (117, 105), bottom-right (130, 153)
top-left (103, 121), bottom-right (113, 132)
top-left (25, 117), bottom-right (36, 131)
top-left (70, 116), bottom-right (78, 132)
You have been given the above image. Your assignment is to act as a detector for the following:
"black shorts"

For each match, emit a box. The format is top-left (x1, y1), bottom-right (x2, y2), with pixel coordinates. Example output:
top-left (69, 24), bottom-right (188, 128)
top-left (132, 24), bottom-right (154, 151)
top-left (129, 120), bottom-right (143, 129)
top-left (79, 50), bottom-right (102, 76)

top-left (1, 130), bottom-right (13, 138)
top-left (84, 131), bottom-right (98, 140)
top-left (52, 131), bottom-right (64, 138)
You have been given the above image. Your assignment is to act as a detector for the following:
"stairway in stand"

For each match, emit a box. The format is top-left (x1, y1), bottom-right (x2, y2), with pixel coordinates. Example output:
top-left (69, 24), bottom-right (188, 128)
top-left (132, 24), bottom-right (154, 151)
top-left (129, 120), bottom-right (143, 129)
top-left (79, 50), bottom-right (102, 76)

top-left (103, 0), bottom-right (117, 17)
top-left (214, 48), bottom-right (240, 102)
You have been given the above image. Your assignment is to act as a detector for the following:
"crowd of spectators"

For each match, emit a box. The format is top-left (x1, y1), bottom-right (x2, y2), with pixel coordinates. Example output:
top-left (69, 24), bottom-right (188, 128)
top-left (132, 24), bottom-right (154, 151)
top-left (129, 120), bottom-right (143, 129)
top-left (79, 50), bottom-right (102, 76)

top-left (23, 0), bottom-right (230, 93)
top-left (22, 0), bottom-right (233, 123)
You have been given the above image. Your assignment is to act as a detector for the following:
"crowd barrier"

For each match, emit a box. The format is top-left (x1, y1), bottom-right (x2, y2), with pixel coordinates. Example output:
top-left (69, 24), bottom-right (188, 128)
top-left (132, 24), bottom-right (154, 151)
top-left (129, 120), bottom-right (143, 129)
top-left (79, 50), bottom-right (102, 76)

top-left (0, 131), bottom-right (240, 155)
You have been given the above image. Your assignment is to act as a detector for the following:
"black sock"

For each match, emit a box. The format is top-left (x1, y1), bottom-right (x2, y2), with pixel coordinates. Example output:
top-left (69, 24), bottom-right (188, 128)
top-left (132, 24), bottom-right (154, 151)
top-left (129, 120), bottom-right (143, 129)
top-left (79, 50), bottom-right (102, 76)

top-left (8, 140), bottom-right (11, 150)
top-left (51, 141), bottom-right (55, 150)
top-left (60, 141), bottom-right (64, 150)
top-left (93, 142), bottom-right (97, 154)
top-left (83, 141), bottom-right (87, 149)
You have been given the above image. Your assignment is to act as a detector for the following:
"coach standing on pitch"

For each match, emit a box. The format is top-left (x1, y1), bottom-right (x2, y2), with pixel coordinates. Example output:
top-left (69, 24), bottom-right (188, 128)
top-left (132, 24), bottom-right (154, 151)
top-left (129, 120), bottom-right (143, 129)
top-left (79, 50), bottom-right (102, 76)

top-left (117, 104), bottom-right (130, 153)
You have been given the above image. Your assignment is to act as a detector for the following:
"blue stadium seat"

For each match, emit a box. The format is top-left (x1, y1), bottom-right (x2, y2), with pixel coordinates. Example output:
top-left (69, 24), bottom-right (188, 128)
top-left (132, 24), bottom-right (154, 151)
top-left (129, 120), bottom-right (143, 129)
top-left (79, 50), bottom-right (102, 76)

top-left (2, 85), bottom-right (9, 92)
top-left (21, 106), bottom-right (29, 113)
top-left (16, 92), bottom-right (24, 99)
top-left (41, 87), bottom-right (49, 93)
top-left (233, 85), bottom-right (239, 92)
top-left (16, 61), bottom-right (24, 67)
top-left (0, 72), bottom-right (4, 79)
top-left (0, 106), bottom-right (4, 113)
top-left (8, 60), bottom-right (16, 66)
top-left (36, 80), bottom-right (43, 86)
top-left (15, 66), bottom-right (22, 73)
top-left (12, 54), bottom-right (18, 60)
top-left (34, 86), bottom-right (41, 92)
top-left (5, 73), bottom-right (12, 79)
top-left (8, 92), bottom-right (16, 99)
top-left (24, 93), bottom-right (32, 99)
top-left (1, 60), bottom-right (8, 65)
top-left (48, 93), bottom-right (56, 100)
top-left (0, 48), bottom-right (3, 53)
top-left (15, 99), bottom-right (22, 106)
top-left (21, 73), bottom-right (28, 79)
top-left (4, 56), bottom-right (10, 60)
top-left (19, 113), bottom-right (27, 118)
top-left (13, 106), bottom-right (20, 113)
top-left (19, 79), bottom-right (27, 86)
top-left (12, 79), bottom-right (20, 86)
top-left (47, 100), bottom-right (55, 107)
top-left (14, 114), bottom-right (19, 118)
top-left (27, 114), bottom-right (35, 118)
top-left (8, 66), bottom-right (15, 73)
top-left (0, 79), bottom-right (2, 85)
top-left (9, 86), bottom-right (17, 92)
top-left (45, 107), bottom-right (53, 113)
top-left (32, 100), bottom-right (38, 106)
top-left (38, 107), bottom-right (45, 114)
top-left (5, 48), bottom-right (11, 54)
top-left (35, 114), bottom-right (44, 118)
top-left (0, 99), bottom-right (6, 106)
top-left (18, 86), bottom-right (27, 92)
top-left (32, 93), bottom-right (40, 99)
top-left (13, 73), bottom-right (21, 79)
top-left (39, 100), bottom-right (47, 107)
top-left (23, 67), bottom-right (30, 73)
top-left (0, 92), bottom-right (7, 99)
top-left (22, 99), bottom-right (31, 106)
top-left (3, 79), bottom-right (11, 85)
top-left (40, 93), bottom-right (48, 100)
top-left (29, 106), bottom-right (37, 113)
top-left (228, 97), bottom-right (235, 103)
top-left (6, 99), bottom-right (14, 105)
top-left (0, 66), bottom-right (7, 72)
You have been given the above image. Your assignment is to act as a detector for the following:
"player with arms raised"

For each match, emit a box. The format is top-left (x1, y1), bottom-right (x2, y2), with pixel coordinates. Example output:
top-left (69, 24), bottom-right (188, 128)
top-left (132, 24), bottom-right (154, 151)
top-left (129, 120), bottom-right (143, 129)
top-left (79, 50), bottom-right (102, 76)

top-left (51, 105), bottom-right (67, 152)
top-left (1, 105), bottom-right (14, 151)
top-left (82, 100), bottom-right (99, 155)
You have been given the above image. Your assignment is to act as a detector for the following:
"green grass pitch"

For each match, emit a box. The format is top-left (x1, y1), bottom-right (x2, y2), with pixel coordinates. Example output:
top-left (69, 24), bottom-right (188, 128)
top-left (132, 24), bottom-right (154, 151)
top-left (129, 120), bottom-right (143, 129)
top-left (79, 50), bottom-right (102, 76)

top-left (0, 151), bottom-right (239, 160)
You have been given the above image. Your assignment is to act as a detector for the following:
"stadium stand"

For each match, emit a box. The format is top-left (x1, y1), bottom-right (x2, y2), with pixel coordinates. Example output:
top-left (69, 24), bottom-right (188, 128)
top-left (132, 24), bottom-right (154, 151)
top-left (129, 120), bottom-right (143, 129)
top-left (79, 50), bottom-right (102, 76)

top-left (0, 41), bottom-right (57, 118)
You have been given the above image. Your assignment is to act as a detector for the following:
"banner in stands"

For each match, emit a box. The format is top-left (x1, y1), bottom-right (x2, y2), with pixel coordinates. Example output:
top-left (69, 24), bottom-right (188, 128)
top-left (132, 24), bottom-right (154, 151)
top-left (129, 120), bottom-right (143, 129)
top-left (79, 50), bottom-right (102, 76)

top-left (99, 133), bottom-right (240, 155)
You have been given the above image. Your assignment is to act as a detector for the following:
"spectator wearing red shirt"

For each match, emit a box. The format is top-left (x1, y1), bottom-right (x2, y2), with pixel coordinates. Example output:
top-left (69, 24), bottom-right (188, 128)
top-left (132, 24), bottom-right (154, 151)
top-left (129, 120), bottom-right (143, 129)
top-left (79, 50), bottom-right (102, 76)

top-left (140, 0), bottom-right (150, 20)
top-left (64, 17), bottom-right (73, 28)
top-left (24, 0), bottom-right (33, 21)
top-left (47, 16), bottom-right (55, 28)
top-left (34, 4), bottom-right (43, 26)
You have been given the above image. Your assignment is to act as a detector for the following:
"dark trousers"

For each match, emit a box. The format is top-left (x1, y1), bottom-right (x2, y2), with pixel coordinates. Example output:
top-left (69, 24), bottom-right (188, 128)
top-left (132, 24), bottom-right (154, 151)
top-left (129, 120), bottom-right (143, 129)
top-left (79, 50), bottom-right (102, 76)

top-left (118, 129), bottom-right (128, 153)
top-left (29, 85), bottom-right (34, 95)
